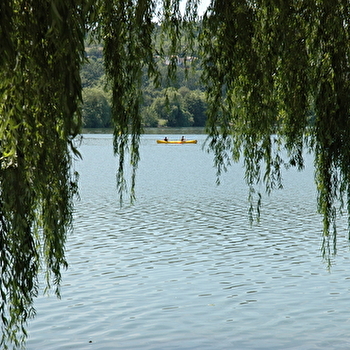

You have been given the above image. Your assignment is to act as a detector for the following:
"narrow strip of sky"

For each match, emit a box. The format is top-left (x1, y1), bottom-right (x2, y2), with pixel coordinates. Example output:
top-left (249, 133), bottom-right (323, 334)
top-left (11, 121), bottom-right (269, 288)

top-left (197, 0), bottom-right (210, 16)
top-left (180, 0), bottom-right (210, 17)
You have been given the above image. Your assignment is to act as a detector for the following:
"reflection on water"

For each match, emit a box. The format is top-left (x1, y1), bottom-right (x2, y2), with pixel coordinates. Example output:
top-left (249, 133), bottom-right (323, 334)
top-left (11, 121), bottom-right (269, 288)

top-left (27, 134), bottom-right (350, 350)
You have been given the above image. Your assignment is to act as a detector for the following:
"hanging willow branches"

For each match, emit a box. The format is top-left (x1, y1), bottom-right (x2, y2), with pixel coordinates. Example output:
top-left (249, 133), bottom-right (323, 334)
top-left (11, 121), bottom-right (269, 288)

top-left (0, 0), bottom-right (88, 347)
top-left (201, 0), bottom-right (350, 261)
top-left (97, 0), bottom-right (199, 203)
top-left (2, 0), bottom-right (350, 348)
top-left (0, 1), bottom-right (196, 348)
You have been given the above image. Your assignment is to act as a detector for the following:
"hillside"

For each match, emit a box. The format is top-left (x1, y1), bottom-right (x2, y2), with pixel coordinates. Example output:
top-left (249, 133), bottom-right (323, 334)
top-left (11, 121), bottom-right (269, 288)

top-left (81, 37), bottom-right (207, 128)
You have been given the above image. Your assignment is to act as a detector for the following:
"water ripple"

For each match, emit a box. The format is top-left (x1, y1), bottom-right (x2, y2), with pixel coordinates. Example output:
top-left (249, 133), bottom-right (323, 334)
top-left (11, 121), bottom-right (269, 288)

top-left (27, 135), bottom-right (350, 350)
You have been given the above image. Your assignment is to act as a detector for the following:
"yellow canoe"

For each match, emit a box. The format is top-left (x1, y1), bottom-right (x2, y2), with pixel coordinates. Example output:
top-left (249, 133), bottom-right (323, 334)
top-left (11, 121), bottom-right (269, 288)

top-left (157, 140), bottom-right (197, 144)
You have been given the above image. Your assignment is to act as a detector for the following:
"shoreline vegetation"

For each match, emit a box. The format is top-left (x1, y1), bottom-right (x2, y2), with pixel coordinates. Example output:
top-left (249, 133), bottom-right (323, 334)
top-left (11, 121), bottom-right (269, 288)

top-left (82, 127), bottom-right (206, 134)
top-left (82, 35), bottom-right (207, 130)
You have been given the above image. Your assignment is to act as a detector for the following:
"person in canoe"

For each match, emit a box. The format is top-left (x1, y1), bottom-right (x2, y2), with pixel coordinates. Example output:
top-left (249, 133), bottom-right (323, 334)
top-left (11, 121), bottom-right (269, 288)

top-left (164, 136), bottom-right (168, 141)
top-left (181, 136), bottom-right (185, 141)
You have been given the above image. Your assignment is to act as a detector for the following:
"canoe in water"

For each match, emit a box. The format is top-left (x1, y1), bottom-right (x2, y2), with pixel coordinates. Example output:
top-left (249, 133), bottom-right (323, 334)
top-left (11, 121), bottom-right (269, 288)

top-left (157, 140), bottom-right (197, 144)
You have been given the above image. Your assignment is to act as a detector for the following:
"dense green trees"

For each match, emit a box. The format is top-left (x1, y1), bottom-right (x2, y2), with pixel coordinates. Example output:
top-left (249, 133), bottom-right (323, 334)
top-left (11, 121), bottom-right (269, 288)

top-left (2, 0), bottom-right (350, 348)
top-left (82, 88), bottom-right (111, 128)
top-left (81, 41), bottom-right (206, 128)
top-left (142, 87), bottom-right (206, 127)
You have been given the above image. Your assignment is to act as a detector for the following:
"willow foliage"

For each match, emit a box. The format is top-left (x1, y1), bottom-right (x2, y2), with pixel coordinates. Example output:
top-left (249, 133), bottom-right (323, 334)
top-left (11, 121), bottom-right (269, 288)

top-left (0, 0), bottom-right (197, 348)
top-left (0, 0), bottom-right (88, 347)
top-left (97, 0), bottom-right (199, 203)
top-left (201, 0), bottom-right (350, 261)
top-left (1, 0), bottom-right (350, 348)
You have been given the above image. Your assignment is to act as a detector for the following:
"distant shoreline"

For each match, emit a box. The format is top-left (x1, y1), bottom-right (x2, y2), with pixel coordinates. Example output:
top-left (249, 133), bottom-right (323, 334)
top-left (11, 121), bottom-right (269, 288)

top-left (82, 127), bottom-right (206, 135)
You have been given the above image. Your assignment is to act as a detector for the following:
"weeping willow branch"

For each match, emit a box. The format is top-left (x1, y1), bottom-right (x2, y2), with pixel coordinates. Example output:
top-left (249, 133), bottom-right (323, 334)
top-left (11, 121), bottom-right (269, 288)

top-left (0, 0), bottom-right (88, 347)
top-left (201, 0), bottom-right (350, 263)
top-left (2, 0), bottom-right (350, 348)
top-left (99, 0), bottom-right (198, 203)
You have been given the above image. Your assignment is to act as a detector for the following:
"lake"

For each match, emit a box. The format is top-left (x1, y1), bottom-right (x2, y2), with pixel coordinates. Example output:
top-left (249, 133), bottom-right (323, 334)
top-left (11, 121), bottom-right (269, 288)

top-left (27, 133), bottom-right (350, 349)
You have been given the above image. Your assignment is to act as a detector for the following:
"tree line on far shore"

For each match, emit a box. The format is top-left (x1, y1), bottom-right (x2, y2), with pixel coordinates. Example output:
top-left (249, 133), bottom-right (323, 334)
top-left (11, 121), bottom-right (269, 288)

top-left (81, 42), bottom-right (207, 128)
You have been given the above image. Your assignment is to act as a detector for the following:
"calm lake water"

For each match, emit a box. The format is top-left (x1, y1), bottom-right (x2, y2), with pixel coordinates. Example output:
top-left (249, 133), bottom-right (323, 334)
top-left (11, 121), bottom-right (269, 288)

top-left (27, 134), bottom-right (350, 350)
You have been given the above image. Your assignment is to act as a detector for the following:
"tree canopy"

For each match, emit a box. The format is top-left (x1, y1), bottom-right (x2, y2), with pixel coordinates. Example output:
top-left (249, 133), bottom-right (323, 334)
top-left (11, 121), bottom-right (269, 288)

top-left (1, 0), bottom-right (350, 348)
top-left (80, 42), bottom-right (207, 128)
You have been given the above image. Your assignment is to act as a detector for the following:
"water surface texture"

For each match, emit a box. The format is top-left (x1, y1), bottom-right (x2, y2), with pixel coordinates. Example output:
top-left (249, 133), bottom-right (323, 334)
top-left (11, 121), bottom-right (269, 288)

top-left (28, 134), bottom-right (350, 349)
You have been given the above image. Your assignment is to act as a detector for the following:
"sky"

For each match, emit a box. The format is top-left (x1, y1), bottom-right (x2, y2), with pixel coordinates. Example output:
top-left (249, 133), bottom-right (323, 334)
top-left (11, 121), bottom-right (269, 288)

top-left (154, 0), bottom-right (211, 22)
top-left (197, 0), bottom-right (211, 15)
top-left (179, 0), bottom-right (211, 16)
